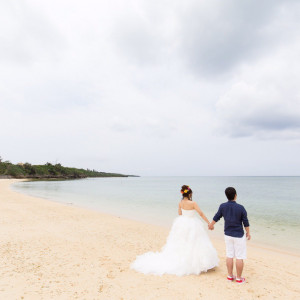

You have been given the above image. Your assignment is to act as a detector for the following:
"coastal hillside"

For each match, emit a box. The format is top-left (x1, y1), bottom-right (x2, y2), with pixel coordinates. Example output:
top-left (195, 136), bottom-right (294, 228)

top-left (0, 157), bottom-right (131, 179)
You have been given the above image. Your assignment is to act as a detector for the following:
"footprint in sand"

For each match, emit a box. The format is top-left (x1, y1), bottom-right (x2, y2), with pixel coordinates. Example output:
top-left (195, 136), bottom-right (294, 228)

top-left (106, 271), bottom-right (115, 279)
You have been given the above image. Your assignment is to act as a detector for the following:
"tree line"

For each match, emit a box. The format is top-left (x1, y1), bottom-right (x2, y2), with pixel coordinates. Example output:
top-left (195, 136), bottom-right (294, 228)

top-left (0, 157), bottom-right (129, 179)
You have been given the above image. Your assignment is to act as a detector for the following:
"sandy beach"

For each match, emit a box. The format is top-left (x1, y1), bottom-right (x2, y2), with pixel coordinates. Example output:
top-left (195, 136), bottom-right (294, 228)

top-left (0, 179), bottom-right (299, 299)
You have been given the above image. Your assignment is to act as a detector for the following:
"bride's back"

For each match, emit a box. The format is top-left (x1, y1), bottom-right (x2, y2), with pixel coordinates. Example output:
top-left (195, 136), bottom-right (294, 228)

top-left (180, 199), bottom-right (195, 210)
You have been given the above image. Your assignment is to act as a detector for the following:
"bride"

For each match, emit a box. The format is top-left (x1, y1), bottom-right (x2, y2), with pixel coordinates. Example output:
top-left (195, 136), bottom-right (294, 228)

top-left (131, 185), bottom-right (219, 276)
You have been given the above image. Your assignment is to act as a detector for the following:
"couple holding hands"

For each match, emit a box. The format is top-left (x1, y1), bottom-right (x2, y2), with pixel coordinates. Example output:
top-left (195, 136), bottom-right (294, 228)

top-left (131, 185), bottom-right (250, 284)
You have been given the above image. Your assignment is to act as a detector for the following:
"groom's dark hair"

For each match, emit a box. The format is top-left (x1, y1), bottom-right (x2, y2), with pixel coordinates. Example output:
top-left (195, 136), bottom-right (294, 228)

top-left (225, 187), bottom-right (237, 201)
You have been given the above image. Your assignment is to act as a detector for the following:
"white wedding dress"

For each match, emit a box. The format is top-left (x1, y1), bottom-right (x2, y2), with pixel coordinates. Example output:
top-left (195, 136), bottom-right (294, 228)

top-left (131, 209), bottom-right (219, 276)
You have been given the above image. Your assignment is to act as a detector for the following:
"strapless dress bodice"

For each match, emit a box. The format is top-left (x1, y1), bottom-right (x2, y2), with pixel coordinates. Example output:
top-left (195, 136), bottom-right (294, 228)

top-left (181, 208), bottom-right (196, 217)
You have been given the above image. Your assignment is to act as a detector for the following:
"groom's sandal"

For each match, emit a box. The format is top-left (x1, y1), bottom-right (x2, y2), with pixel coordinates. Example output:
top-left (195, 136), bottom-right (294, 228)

top-left (227, 276), bottom-right (236, 281)
top-left (236, 277), bottom-right (246, 284)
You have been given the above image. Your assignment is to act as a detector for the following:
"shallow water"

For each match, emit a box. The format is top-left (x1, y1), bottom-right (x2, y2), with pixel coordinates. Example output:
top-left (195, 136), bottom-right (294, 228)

top-left (13, 176), bottom-right (300, 252)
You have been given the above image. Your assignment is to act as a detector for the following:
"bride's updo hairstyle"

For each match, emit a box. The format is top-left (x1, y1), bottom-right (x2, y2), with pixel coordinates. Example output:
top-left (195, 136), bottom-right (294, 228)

top-left (181, 185), bottom-right (193, 200)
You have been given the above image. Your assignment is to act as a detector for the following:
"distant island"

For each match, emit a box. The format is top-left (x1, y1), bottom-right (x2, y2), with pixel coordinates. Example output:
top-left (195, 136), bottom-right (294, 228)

top-left (0, 157), bottom-right (136, 179)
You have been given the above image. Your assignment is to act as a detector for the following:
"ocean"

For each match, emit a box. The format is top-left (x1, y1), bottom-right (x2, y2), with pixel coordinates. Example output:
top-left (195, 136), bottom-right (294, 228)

top-left (12, 176), bottom-right (300, 253)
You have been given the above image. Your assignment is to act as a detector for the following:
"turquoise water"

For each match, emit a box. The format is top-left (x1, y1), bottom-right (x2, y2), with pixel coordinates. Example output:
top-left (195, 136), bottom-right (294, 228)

top-left (12, 176), bottom-right (300, 252)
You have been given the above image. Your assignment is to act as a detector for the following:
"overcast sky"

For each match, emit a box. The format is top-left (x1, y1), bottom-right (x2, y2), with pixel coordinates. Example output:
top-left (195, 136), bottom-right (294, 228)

top-left (1, 0), bottom-right (300, 176)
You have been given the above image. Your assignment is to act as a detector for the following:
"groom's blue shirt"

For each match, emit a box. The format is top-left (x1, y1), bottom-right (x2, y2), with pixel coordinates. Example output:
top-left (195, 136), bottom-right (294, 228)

top-left (213, 201), bottom-right (249, 238)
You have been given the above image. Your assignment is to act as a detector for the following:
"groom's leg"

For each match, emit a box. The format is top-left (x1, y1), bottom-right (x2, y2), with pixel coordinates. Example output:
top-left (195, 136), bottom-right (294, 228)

top-left (236, 259), bottom-right (244, 278)
top-left (226, 258), bottom-right (234, 277)
top-left (225, 235), bottom-right (235, 277)
top-left (235, 235), bottom-right (247, 279)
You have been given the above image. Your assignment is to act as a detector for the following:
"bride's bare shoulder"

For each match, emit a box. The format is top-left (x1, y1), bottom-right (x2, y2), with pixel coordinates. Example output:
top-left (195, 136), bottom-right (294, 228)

top-left (187, 200), bottom-right (197, 207)
top-left (192, 201), bottom-right (200, 207)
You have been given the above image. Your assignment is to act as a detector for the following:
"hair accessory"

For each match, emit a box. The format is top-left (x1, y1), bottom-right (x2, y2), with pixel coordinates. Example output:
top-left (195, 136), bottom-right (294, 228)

top-left (181, 186), bottom-right (191, 194)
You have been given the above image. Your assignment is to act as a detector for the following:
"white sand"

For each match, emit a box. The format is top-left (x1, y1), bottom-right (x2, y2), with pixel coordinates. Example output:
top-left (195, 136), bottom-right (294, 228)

top-left (0, 179), bottom-right (299, 299)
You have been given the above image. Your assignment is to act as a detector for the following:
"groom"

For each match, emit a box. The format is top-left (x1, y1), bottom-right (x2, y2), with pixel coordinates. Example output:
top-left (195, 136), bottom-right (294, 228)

top-left (209, 187), bottom-right (250, 284)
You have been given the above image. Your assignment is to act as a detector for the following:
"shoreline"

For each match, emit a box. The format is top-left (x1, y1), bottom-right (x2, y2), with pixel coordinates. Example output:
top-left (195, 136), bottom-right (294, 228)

top-left (1, 179), bottom-right (299, 299)
top-left (11, 179), bottom-right (299, 257)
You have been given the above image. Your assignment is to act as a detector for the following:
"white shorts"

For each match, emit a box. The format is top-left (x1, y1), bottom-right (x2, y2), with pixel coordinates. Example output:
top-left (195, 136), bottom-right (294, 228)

top-left (224, 235), bottom-right (247, 259)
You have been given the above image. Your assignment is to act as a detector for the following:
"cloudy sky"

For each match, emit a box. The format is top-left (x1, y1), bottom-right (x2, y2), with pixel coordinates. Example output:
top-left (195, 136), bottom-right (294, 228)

top-left (1, 0), bottom-right (300, 176)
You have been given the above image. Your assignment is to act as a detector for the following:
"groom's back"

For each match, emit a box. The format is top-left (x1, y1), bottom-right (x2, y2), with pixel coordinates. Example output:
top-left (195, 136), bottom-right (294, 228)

top-left (214, 201), bottom-right (249, 238)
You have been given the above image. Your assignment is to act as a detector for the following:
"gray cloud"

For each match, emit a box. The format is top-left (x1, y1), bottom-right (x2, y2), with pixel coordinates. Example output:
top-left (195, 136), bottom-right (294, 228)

top-left (179, 0), bottom-right (300, 76)
top-left (111, 0), bottom-right (300, 78)
top-left (215, 41), bottom-right (300, 140)
top-left (222, 112), bottom-right (300, 139)
top-left (112, 17), bottom-right (166, 66)
top-left (243, 114), bottom-right (300, 132)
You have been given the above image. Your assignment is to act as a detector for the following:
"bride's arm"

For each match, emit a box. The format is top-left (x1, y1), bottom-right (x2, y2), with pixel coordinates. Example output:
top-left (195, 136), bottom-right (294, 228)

top-left (178, 202), bottom-right (182, 215)
top-left (194, 202), bottom-right (210, 224)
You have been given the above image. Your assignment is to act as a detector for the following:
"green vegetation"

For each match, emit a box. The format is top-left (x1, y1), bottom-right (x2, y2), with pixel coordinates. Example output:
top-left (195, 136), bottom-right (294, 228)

top-left (0, 157), bottom-right (131, 179)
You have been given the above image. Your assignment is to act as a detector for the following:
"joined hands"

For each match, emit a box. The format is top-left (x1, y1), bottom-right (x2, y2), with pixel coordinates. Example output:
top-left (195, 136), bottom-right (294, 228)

top-left (208, 222), bottom-right (214, 230)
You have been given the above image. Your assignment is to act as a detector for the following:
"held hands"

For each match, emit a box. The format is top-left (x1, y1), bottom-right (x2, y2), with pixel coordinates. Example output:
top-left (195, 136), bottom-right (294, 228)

top-left (208, 222), bottom-right (214, 230)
